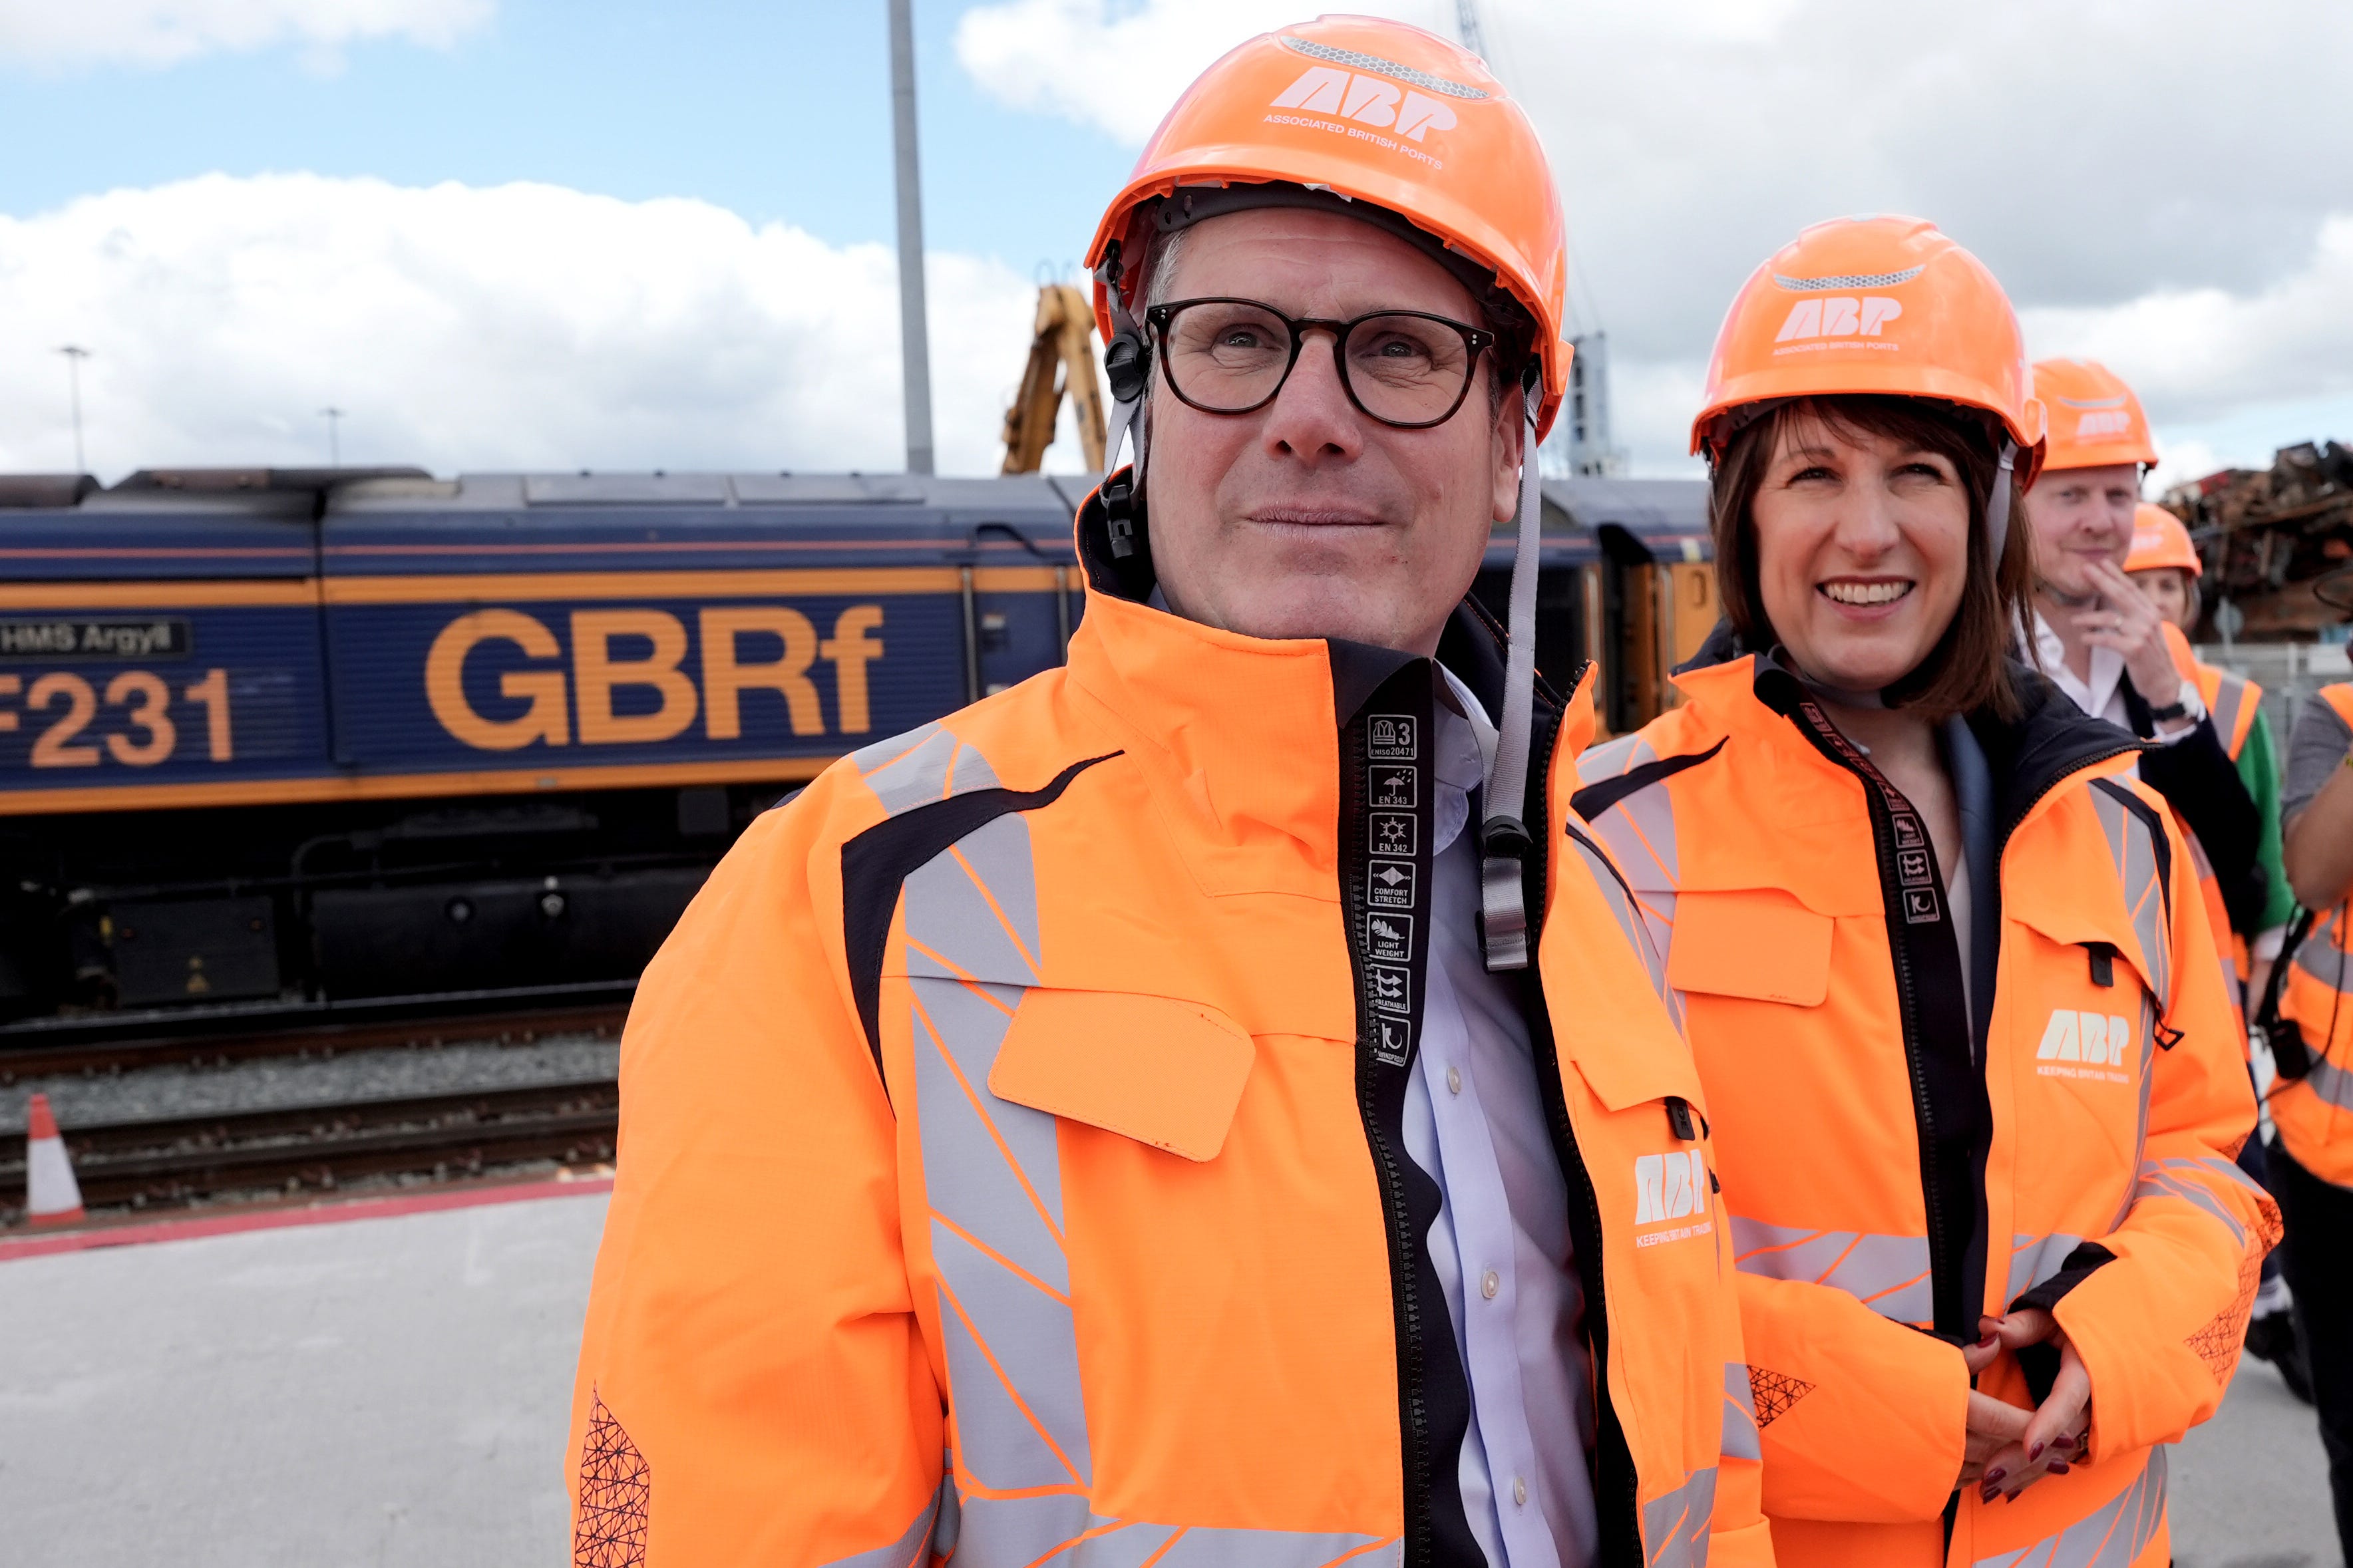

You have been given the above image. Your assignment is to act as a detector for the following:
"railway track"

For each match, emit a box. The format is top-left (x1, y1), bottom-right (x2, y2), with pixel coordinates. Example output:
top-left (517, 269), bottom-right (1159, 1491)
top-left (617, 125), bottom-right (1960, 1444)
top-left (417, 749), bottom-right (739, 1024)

top-left (0, 987), bottom-right (630, 1082)
top-left (1, 1078), bottom-right (618, 1213)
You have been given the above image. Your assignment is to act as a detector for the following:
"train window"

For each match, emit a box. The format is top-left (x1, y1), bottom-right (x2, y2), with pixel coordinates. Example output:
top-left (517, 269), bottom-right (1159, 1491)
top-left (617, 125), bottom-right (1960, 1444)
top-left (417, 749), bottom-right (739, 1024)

top-left (1470, 566), bottom-right (1587, 699)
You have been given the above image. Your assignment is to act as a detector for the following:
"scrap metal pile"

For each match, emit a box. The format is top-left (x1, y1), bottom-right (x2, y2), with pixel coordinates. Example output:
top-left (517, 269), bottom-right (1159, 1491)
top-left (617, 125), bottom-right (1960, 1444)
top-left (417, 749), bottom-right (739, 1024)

top-left (2164, 440), bottom-right (2353, 639)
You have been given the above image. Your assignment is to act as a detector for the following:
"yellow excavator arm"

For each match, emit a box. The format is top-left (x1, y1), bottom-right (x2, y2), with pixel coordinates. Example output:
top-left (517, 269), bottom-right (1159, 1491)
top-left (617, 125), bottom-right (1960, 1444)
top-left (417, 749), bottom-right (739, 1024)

top-left (1001, 283), bottom-right (1107, 475)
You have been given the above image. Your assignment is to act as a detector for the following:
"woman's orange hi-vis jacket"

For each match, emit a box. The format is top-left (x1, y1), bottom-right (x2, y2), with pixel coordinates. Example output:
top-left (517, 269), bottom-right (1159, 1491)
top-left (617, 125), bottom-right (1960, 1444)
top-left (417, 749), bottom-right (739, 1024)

top-left (1574, 647), bottom-right (2278, 1568)
top-left (566, 492), bottom-right (1771, 1568)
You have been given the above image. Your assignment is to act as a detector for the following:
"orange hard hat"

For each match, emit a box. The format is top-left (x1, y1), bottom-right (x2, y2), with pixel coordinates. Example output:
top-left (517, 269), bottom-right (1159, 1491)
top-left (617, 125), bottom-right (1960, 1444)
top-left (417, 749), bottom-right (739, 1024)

top-left (2032, 359), bottom-right (2159, 472)
top-left (2127, 503), bottom-right (2201, 577)
top-left (1085, 15), bottom-right (1569, 437)
top-left (1691, 216), bottom-right (2045, 473)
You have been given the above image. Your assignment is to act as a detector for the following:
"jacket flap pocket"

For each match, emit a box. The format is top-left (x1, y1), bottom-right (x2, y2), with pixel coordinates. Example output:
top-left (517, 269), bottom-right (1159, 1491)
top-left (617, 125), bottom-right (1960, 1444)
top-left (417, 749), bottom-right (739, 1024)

top-left (988, 989), bottom-right (1255, 1162)
top-left (1561, 1020), bottom-right (1707, 1114)
top-left (1666, 887), bottom-right (1834, 1007)
top-left (2006, 891), bottom-right (2165, 999)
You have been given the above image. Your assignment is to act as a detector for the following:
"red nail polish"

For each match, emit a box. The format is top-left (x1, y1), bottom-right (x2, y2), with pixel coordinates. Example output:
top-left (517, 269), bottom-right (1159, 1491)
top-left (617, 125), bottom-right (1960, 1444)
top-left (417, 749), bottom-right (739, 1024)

top-left (1984, 1468), bottom-right (2006, 1484)
top-left (2028, 1442), bottom-right (2046, 1461)
top-left (2047, 1462), bottom-right (2071, 1476)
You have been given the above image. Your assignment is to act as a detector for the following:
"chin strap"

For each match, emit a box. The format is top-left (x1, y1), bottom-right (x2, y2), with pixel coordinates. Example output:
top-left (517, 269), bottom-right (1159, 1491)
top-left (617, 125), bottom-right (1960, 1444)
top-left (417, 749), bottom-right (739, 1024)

top-left (1094, 244), bottom-right (1151, 559)
top-left (1480, 383), bottom-right (1544, 972)
top-left (1988, 439), bottom-right (2018, 565)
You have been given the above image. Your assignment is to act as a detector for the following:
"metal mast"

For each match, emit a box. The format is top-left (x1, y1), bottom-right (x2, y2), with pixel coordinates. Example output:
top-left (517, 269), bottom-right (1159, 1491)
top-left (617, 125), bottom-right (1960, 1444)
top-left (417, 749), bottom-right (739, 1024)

top-left (888, 0), bottom-right (936, 476)
top-left (1453, 0), bottom-right (1485, 58)
top-left (59, 345), bottom-right (91, 474)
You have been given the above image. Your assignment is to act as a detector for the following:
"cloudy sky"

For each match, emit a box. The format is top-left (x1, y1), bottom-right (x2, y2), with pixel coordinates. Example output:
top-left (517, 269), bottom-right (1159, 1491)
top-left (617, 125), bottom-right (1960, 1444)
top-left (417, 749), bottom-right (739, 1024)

top-left (2, 0), bottom-right (2347, 486)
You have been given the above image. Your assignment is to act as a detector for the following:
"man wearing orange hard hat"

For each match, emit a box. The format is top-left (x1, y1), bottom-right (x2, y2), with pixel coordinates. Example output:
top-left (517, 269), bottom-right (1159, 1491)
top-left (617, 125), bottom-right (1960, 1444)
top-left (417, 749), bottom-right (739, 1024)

top-left (2020, 361), bottom-right (2264, 949)
top-left (565, 17), bottom-right (1767, 1567)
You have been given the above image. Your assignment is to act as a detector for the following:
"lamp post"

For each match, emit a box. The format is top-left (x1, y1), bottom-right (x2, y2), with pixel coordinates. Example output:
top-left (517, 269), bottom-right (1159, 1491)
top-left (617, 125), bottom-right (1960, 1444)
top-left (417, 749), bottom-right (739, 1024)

top-left (320, 406), bottom-right (344, 468)
top-left (888, 0), bottom-right (935, 476)
top-left (58, 346), bottom-right (91, 474)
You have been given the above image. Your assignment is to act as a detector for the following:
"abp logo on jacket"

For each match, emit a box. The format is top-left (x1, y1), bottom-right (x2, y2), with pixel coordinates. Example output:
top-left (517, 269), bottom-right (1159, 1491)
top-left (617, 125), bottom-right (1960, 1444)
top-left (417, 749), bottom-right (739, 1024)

top-left (1634, 1149), bottom-right (1710, 1225)
top-left (2036, 1008), bottom-right (2135, 1086)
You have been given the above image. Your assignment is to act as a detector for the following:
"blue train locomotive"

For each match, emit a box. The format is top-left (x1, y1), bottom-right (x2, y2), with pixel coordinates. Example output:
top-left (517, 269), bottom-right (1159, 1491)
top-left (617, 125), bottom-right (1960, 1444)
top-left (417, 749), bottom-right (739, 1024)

top-left (0, 466), bottom-right (1708, 1022)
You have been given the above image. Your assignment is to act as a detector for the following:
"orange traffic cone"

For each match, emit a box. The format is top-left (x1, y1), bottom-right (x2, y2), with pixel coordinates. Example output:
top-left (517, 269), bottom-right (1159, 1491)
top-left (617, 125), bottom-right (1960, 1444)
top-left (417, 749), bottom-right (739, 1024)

top-left (24, 1093), bottom-right (85, 1227)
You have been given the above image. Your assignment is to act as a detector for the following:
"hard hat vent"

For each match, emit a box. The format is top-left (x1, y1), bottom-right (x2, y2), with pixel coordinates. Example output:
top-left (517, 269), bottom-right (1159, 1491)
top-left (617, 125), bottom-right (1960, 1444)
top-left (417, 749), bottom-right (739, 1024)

top-left (1278, 34), bottom-right (1490, 99)
top-left (1772, 266), bottom-right (1924, 292)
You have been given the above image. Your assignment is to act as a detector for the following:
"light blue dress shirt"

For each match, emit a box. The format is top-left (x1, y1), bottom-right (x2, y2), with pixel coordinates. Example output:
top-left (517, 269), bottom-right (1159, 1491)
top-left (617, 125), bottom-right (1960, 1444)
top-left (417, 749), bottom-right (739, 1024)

top-left (1399, 670), bottom-right (1598, 1568)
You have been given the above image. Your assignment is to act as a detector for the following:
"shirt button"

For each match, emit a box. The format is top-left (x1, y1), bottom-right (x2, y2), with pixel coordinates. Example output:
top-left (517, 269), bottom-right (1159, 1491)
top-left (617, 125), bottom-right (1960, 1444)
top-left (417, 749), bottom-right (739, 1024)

top-left (1481, 1269), bottom-right (1500, 1300)
top-left (1514, 1476), bottom-right (1529, 1507)
top-left (1446, 1066), bottom-right (1463, 1096)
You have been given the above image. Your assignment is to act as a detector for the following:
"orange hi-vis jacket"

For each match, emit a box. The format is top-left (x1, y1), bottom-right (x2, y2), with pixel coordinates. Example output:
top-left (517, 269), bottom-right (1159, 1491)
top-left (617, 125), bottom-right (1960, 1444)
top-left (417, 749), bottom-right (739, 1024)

top-left (567, 494), bottom-right (1771, 1568)
top-left (1574, 651), bottom-right (2278, 1568)
top-left (2159, 623), bottom-right (2262, 1002)
top-left (2161, 625), bottom-right (2262, 764)
top-left (2272, 683), bottom-right (2353, 1186)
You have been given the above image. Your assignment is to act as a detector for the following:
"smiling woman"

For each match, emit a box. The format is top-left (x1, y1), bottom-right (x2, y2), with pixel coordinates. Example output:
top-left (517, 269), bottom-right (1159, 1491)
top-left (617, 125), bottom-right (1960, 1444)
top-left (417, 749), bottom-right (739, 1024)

top-left (1708, 393), bottom-right (2033, 720)
top-left (1577, 213), bottom-right (2278, 1568)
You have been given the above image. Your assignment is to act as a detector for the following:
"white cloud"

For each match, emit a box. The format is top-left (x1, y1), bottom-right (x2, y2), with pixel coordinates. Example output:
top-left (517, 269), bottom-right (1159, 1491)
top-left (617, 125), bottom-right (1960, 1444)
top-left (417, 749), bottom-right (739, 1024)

top-left (0, 174), bottom-right (1087, 481)
top-left (952, 0), bottom-right (2353, 476)
top-left (0, 0), bottom-right (490, 69)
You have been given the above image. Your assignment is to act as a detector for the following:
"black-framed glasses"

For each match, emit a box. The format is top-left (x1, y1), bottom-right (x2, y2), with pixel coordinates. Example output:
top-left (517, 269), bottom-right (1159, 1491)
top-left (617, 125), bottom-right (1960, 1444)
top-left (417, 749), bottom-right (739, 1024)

top-left (1145, 297), bottom-right (1496, 430)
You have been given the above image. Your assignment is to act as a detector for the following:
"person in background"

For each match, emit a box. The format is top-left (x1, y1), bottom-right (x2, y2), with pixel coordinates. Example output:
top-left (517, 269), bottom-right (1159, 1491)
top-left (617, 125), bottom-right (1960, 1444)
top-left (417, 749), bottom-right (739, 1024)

top-left (562, 17), bottom-right (1770, 1567)
top-left (2020, 361), bottom-right (2266, 954)
top-left (1578, 214), bottom-right (2278, 1567)
top-left (2125, 502), bottom-right (2296, 997)
top-left (2265, 681), bottom-right (2353, 1561)
top-left (2123, 501), bottom-right (2308, 1397)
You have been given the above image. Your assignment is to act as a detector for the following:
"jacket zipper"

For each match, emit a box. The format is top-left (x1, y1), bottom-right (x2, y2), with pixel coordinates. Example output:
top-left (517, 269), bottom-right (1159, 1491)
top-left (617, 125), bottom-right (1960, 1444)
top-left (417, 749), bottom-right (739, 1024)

top-left (1519, 672), bottom-right (1646, 1562)
top-left (1783, 701), bottom-right (2143, 1340)
top-left (1340, 683), bottom-right (1437, 1567)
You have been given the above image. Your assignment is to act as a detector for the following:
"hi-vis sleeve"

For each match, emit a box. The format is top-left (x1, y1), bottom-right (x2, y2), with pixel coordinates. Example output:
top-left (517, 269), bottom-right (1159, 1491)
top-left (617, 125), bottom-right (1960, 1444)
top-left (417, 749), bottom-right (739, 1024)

top-left (2051, 805), bottom-right (2281, 1463)
top-left (1731, 1275), bottom-right (1970, 1523)
top-left (1705, 1144), bottom-right (1777, 1563)
top-left (566, 788), bottom-right (947, 1566)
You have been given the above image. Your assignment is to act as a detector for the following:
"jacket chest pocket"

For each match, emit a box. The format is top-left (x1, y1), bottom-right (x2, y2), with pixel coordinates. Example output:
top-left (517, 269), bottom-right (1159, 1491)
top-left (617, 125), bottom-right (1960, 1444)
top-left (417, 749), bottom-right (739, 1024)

top-left (988, 988), bottom-right (1257, 1162)
top-left (1664, 887), bottom-right (1835, 1008)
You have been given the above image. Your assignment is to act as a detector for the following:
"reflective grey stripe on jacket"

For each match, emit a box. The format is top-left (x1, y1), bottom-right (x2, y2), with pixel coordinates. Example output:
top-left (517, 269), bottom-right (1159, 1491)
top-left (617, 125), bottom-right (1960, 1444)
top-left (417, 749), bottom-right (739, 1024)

top-left (1971, 1447), bottom-right (2166, 1568)
top-left (839, 724), bottom-right (1402, 1568)
top-left (1720, 1364), bottom-right (1760, 1464)
top-left (1643, 1465), bottom-right (1717, 1568)
top-left (2087, 784), bottom-right (2172, 1005)
top-left (1729, 1216), bottom-right (1934, 1324)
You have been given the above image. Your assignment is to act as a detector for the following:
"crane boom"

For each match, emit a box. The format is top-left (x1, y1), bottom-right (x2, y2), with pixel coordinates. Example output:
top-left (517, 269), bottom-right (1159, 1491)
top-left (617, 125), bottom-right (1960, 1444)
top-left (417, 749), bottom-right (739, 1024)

top-left (1001, 283), bottom-right (1107, 475)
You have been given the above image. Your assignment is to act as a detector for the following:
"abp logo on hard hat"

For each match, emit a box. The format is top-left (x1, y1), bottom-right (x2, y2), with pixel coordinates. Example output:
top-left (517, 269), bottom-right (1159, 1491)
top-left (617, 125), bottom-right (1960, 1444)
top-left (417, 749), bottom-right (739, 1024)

top-left (2061, 396), bottom-right (2133, 440)
top-left (1266, 36), bottom-right (1485, 146)
top-left (1768, 264), bottom-right (1921, 353)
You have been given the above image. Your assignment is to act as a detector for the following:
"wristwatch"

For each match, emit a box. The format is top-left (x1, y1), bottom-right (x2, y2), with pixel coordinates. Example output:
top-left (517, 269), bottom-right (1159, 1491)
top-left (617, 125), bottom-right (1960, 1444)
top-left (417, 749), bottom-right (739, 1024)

top-left (2147, 699), bottom-right (2190, 723)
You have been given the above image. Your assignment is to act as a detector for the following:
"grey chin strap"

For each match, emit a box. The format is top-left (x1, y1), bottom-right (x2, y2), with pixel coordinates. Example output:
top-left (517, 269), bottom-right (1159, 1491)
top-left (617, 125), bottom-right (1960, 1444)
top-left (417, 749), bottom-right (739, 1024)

top-left (1479, 387), bottom-right (1544, 972)
top-left (1093, 249), bottom-right (1151, 556)
top-left (1987, 439), bottom-right (2018, 564)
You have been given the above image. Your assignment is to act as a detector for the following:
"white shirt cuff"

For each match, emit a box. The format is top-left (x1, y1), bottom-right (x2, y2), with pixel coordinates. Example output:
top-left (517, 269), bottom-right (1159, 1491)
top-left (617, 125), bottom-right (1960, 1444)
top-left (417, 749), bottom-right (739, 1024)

top-left (2151, 677), bottom-right (2207, 745)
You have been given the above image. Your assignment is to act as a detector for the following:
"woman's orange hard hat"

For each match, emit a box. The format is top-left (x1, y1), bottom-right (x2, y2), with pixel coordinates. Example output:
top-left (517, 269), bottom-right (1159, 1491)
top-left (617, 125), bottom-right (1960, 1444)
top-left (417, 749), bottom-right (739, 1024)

top-left (1690, 215), bottom-right (2045, 476)
top-left (2127, 503), bottom-right (2202, 577)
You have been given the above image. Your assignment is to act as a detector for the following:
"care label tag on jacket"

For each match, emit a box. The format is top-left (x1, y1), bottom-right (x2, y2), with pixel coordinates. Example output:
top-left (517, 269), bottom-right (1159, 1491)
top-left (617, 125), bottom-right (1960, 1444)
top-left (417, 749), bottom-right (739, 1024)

top-left (1346, 667), bottom-right (1436, 1070)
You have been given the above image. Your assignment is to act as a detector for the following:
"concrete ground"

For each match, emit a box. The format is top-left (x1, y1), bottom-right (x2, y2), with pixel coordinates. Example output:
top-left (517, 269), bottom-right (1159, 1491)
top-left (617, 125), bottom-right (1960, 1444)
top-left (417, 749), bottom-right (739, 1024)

top-left (0, 1189), bottom-right (2341, 1565)
top-left (0, 1189), bottom-right (606, 1568)
top-left (2175, 1351), bottom-right (2342, 1568)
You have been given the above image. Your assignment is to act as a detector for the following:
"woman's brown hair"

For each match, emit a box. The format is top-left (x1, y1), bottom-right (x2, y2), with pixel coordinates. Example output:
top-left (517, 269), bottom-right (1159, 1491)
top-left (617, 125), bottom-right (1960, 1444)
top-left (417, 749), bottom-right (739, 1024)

top-left (1708, 394), bottom-right (2034, 722)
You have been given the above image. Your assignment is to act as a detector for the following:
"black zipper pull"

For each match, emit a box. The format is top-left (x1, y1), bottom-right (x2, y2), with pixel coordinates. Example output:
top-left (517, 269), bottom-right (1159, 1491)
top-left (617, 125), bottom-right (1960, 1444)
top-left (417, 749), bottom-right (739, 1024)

top-left (1666, 1096), bottom-right (1696, 1141)
top-left (2085, 942), bottom-right (2115, 988)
